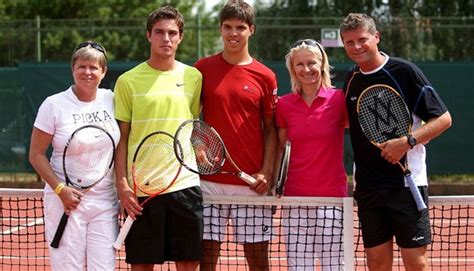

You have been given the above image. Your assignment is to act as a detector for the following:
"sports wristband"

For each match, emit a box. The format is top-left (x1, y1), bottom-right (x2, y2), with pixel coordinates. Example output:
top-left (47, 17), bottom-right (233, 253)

top-left (54, 183), bottom-right (66, 195)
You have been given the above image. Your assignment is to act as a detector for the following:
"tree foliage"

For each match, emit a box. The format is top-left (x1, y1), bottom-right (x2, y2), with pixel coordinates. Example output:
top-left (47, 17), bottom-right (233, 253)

top-left (0, 0), bottom-right (222, 65)
top-left (251, 0), bottom-right (473, 62)
top-left (0, 0), bottom-right (472, 66)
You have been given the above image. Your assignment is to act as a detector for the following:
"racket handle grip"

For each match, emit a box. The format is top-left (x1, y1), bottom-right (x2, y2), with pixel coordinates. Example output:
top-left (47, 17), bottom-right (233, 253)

top-left (275, 190), bottom-right (284, 198)
top-left (405, 173), bottom-right (428, 211)
top-left (275, 181), bottom-right (285, 198)
top-left (50, 213), bottom-right (69, 248)
top-left (113, 216), bottom-right (134, 250)
top-left (238, 172), bottom-right (257, 186)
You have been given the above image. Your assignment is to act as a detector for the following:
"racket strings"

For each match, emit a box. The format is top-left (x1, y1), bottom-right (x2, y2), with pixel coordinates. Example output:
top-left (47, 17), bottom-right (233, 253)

top-left (176, 122), bottom-right (225, 174)
top-left (193, 123), bottom-right (225, 173)
top-left (64, 128), bottom-right (114, 186)
top-left (276, 142), bottom-right (291, 196)
top-left (358, 86), bottom-right (411, 143)
top-left (134, 133), bottom-right (180, 194)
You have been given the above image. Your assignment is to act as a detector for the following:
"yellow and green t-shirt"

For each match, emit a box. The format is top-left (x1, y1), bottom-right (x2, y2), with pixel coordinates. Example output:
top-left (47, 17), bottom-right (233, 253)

top-left (114, 61), bottom-right (202, 195)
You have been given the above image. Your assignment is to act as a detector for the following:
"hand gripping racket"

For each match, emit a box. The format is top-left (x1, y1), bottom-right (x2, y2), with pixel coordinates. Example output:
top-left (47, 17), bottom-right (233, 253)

top-left (275, 141), bottom-right (291, 198)
top-left (113, 131), bottom-right (182, 250)
top-left (173, 120), bottom-right (256, 186)
top-left (357, 84), bottom-right (427, 211)
top-left (50, 125), bottom-right (115, 248)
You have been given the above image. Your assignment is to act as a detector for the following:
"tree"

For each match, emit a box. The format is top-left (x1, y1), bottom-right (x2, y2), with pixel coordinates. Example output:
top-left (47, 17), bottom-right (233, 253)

top-left (0, 0), bottom-right (222, 65)
top-left (0, 0), bottom-right (472, 66)
top-left (251, 0), bottom-right (473, 62)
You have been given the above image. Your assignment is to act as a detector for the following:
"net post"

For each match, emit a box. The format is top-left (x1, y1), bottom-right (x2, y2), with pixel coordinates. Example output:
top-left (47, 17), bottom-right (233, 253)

top-left (343, 197), bottom-right (355, 270)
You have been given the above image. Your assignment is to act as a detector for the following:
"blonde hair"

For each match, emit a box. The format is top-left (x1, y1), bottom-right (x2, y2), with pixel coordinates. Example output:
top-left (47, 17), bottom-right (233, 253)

top-left (285, 40), bottom-right (333, 94)
top-left (71, 42), bottom-right (107, 70)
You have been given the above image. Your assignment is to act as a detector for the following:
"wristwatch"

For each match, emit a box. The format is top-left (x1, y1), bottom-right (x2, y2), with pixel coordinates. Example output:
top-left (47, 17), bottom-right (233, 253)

top-left (407, 134), bottom-right (417, 149)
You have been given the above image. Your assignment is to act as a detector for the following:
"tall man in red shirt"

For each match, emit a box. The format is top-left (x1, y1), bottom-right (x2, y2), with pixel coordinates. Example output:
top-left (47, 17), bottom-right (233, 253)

top-left (194, 1), bottom-right (278, 270)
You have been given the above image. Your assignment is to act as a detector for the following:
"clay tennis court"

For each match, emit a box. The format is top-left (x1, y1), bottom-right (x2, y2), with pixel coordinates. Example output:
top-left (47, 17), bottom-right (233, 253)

top-left (1, 190), bottom-right (474, 270)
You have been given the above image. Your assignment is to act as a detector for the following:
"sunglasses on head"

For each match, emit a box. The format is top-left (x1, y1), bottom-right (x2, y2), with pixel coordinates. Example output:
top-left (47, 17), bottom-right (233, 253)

top-left (292, 39), bottom-right (319, 48)
top-left (291, 39), bottom-right (325, 65)
top-left (74, 41), bottom-right (107, 59)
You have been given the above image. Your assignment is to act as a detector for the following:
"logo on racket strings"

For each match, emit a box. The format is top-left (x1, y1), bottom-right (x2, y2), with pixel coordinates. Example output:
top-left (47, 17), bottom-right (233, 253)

top-left (367, 92), bottom-right (400, 138)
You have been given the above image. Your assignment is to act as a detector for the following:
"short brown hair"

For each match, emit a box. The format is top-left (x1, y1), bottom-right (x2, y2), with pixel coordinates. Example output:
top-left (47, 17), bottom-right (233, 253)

top-left (146, 6), bottom-right (184, 35)
top-left (219, 0), bottom-right (254, 27)
top-left (340, 13), bottom-right (377, 34)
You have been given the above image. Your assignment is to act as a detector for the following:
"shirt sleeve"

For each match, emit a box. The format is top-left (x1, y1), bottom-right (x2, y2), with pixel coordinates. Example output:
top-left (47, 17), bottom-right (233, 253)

top-left (33, 97), bottom-right (56, 135)
top-left (190, 71), bottom-right (203, 119)
top-left (275, 97), bottom-right (287, 129)
top-left (261, 70), bottom-right (278, 118)
top-left (114, 76), bottom-right (132, 123)
top-left (405, 64), bottom-right (449, 121)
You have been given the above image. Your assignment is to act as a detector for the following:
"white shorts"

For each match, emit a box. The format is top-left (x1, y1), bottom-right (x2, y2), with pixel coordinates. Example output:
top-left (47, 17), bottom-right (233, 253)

top-left (283, 206), bottom-right (344, 271)
top-left (201, 180), bottom-right (272, 243)
top-left (44, 192), bottom-right (119, 271)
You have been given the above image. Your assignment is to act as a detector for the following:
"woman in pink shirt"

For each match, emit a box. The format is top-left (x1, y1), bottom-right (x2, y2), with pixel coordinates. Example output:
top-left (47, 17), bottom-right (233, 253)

top-left (275, 39), bottom-right (348, 271)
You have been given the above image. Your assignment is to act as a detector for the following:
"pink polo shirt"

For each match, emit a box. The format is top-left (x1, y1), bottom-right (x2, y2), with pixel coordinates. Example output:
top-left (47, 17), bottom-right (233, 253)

top-left (275, 87), bottom-right (348, 197)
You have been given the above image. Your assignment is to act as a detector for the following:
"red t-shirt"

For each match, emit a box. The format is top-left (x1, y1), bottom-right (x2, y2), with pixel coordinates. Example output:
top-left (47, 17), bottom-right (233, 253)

top-left (195, 53), bottom-right (277, 185)
top-left (275, 88), bottom-right (348, 197)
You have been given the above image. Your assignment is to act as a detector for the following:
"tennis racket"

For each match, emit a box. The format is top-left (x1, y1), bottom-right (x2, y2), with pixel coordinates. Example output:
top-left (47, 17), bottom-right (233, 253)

top-left (50, 125), bottom-right (115, 248)
top-left (113, 131), bottom-right (182, 250)
top-left (173, 119), bottom-right (256, 186)
top-left (275, 141), bottom-right (291, 198)
top-left (357, 84), bottom-right (427, 211)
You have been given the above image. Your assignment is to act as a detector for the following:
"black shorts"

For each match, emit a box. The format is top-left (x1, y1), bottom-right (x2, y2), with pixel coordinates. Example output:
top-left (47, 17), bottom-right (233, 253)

top-left (354, 187), bottom-right (431, 249)
top-left (125, 186), bottom-right (203, 264)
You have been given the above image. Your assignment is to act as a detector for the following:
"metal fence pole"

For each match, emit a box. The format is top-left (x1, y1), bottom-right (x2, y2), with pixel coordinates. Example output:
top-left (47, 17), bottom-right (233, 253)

top-left (36, 15), bottom-right (41, 62)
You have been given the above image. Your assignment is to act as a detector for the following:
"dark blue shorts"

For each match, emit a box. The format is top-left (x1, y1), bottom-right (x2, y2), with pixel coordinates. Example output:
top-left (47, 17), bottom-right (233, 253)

top-left (354, 187), bottom-right (431, 248)
top-left (125, 186), bottom-right (203, 264)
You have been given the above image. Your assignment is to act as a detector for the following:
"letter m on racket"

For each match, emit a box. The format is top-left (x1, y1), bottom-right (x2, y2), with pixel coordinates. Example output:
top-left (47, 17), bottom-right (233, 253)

top-left (358, 84), bottom-right (411, 144)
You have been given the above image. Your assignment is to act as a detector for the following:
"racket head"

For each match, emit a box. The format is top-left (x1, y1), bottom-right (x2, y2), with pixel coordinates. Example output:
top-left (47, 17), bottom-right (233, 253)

top-left (356, 84), bottom-right (412, 144)
top-left (132, 131), bottom-right (181, 195)
top-left (275, 141), bottom-right (291, 197)
top-left (174, 120), bottom-right (225, 175)
top-left (62, 125), bottom-right (115, 189)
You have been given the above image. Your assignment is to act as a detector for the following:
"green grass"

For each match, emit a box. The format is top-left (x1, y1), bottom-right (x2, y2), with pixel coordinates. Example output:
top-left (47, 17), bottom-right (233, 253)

top-left (0, 172), bottom-right (473, 186)
top-left (429, 174), bottom-right (474, 184)
top-left (344, 174), bottom-right (474, 186)
top-left (0, 172), bottom-right (38, 183)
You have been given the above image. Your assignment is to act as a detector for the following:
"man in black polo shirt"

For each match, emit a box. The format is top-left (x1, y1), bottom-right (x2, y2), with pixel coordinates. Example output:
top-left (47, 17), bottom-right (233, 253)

top-left (340, 13), bottom-right (452, 271)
